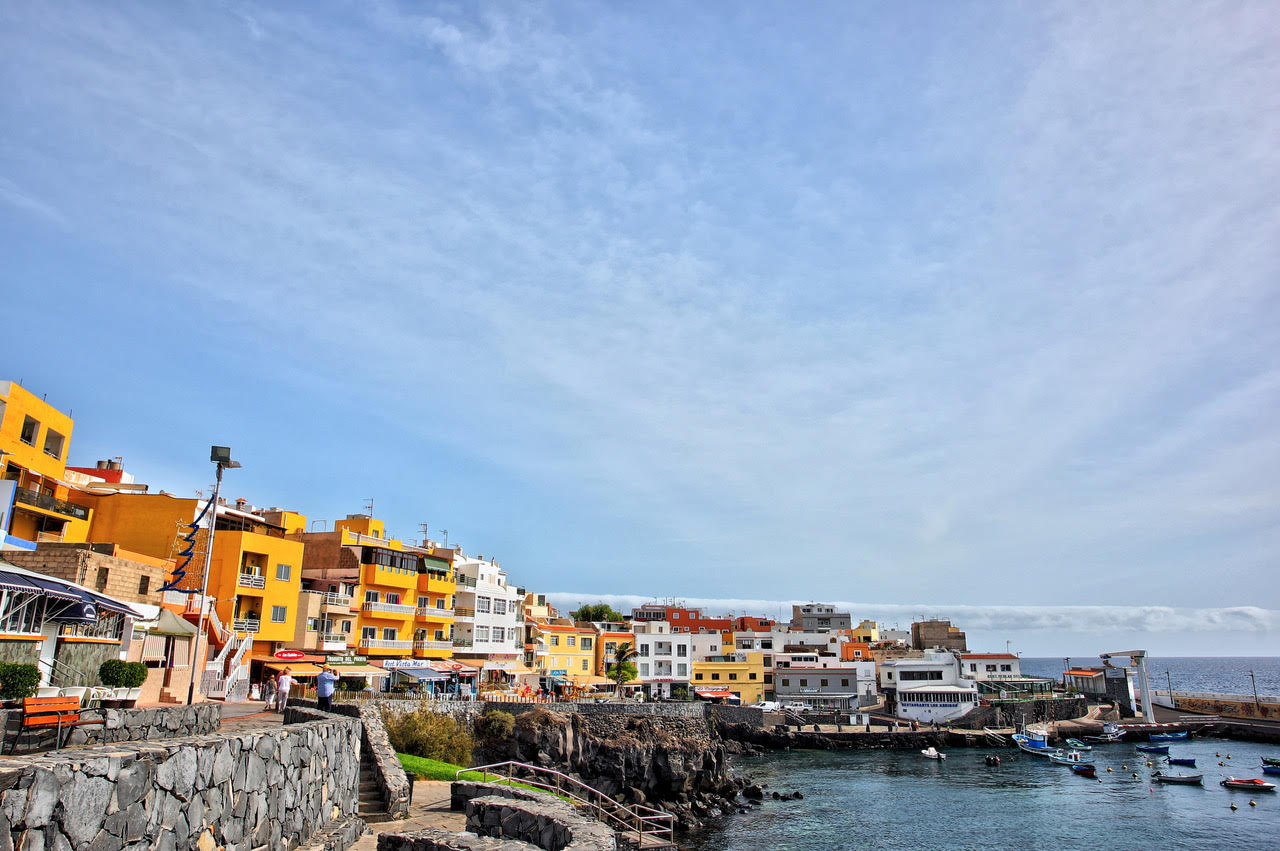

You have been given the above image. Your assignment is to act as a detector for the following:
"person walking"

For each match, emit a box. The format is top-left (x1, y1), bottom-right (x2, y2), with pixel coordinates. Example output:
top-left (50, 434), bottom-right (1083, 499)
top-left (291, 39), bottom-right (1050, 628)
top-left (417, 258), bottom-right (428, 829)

top-left (316, 665), bottom-right (338, 712)
top-left (275, 667), bottom-right (294, 713)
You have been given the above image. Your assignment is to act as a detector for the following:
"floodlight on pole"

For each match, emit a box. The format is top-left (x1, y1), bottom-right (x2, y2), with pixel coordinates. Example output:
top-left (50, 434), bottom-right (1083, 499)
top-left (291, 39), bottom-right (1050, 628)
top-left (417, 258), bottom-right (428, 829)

top-left (187, 446), bottom-right (240, 705)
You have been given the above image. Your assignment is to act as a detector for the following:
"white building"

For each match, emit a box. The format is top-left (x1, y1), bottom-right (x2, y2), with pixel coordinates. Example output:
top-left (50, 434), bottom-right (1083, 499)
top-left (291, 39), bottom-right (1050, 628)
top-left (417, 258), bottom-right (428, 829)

top-left (879, 652), bottom-right (978, 723)
top-left (632, 621), bottom-right (693, 699)
top-left (451, 554), bottom-right (525, 682)
top-left (960, 653), bottom-right (1021, 680)
top-left (690, 633), bottom-right (722, 661)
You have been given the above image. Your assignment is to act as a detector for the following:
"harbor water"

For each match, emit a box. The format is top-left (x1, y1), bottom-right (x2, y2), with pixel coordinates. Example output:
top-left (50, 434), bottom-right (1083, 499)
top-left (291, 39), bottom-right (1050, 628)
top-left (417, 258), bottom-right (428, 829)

top-left (1018, 656), bottom-right (1280, 697)
top-left (686, 735), bottom-right (1280, 849)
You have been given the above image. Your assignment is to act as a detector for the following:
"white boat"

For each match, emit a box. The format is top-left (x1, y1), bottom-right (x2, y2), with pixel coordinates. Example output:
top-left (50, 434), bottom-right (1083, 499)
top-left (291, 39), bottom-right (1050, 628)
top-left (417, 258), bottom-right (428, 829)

top-left (921, 747), bottom-right (946, 760)
top-left (1049, 750), bottom-right (1096, 769)
top-left (1012, 734), bottom-right (1056, 756)
top-left (1083, 722), bottom-right (1127, 743)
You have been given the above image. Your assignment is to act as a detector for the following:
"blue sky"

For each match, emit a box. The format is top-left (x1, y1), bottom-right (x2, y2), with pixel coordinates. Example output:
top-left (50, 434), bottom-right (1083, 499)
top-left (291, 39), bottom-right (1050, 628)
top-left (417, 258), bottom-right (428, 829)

top-left (2, 1), bottom-right (1277, 655)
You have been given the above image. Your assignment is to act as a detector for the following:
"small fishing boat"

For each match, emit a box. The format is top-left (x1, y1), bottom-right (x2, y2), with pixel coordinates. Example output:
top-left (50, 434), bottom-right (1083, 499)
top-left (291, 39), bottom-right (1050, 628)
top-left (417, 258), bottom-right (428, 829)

top-left (1013, 735), bottom-right (1055, 757)
top-left (1263, 757), bottom-right (1280, 767)
top-left (1136, 744), bottom-right (1169, 754)
top-left (1071, 764), bottom-right (1096, 777)
top-left (1152, 772), bottom-right (1202, 785)
top-left (921, 747), bottom-right (946, 760)
top-left (1220, 777), bottom-right (1277, 792)
top-left (1149, 731), bottom-right (1188, 742)
top-left (1049, 750), bottom-right (1095, 769)
top-left (1261, 765), bottom-right (1280, 776)
top-left (1083, 723), bottom-right (1127, 743)
top-left (1167, 757), bottom-right (1196, 767)
top-left (1064, 738), bottom-right (1093, 751)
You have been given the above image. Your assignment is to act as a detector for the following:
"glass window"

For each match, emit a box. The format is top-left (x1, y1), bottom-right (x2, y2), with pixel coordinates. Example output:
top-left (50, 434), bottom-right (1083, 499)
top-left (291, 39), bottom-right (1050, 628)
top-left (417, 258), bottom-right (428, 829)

top-left (492, 627), bottom-right (504, 642)
top-left (550, 635), bottom-right (559, 646)
top-left (475, 626), bottom-right (490, 641)
top-left (493, 599), bottom-right (506, 615)
top-left (677, 664), bottom-right (687, 677)
top-left (365, 590), bottom-right (379, 603)
top-left (729, 673), bottom-right (738, 680)
top-left (42, 429), bottom-right (64, 459)
top-left (271, 605), bottom-right (287, 622)
top-left (138, 576), bottom-right (150, 595)
top-left (581, 659), bottom-right (589, 671)
top-left (362, 626), bottom-right (376, 640)
top-left (20, 416), bottom-right (39, 445)
top-left (382, 627), bottom-right (397, 641)
top-left (581, 637), bottom-right (592, 650)
top-left (566, 636), bottom-right (576, 647)
top-left (275, 563), bottom-right (292, 581)
top-left (386, 593), bottom-right (400, 605)
top-left (417, 596), bottom-right (429, 608)
top-left (711, 673), bottom-right (720, 681)
top-left (476, 596), bottom-right (491, 613)
top-left (749, 672), bottom-right (757, 680)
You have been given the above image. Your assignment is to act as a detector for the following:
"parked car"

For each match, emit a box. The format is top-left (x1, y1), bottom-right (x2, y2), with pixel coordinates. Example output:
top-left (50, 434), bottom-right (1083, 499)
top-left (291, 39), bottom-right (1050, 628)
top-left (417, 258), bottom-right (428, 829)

top-left (753, 701), bottom-right (782, 711)
top-left (782, 702), bottom-right (810, 712)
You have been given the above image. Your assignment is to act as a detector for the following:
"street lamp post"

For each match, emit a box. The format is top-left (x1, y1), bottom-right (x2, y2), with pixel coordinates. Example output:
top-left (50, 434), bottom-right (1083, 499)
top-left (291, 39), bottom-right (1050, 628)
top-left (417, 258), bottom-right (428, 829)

top-left (1249, 670), bottom-right (1260, 709)
top-left (1165, 670), bottom-right (1174, 710)
top-left (186, 446), bottom-right (241, 705)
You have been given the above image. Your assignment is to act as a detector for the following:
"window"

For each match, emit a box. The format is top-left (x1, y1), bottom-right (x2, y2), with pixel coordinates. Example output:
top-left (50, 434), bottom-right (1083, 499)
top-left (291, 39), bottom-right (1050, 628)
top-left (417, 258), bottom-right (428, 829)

top-left (365, 590), bottom-right (379, 603)
top-left (1000, 664), bottom-right (1013, 672)
top-left (566, 636), bottom-right (576, 647)
top-left (306, 618), bottom-right (319, 632)
top-left (436, 598), bottom-right (446, 609)
top-left (677, 664), bottom-right (687, 677)
top-left (781, 679), bottom-right (789, 687)
top-left (640, 663), bottom-right (650, 677)
top-left (138, 576), bottom-right (150, 595)
top-left (761, 640), bottom-right (773, 649)
top-left (382, 628), bottom-right (397, 641)
top-left (434, 629), bottom-right (445, 641)
top-left (581, 659), bottom-right (589, 671)
top-left (42, 429), bottom-right (65, 460)
top-left (711, 673), bottom-right (720, 681)
top-left (19, 416), bottom-right (39, 446)
top-left (695, 672), bottom-right (703, 680)
top-left (638, 644), bottom-right (649, 657)
top-left (362, 626), bottom-right (376, 640)
top-left (581, 637), bottom-right (592, 651)
top-left (476, 596), bottom-right (491, 613)
top-left (492, 627), bottom-right (504, 642)
top-left (672, 612), bottom-right (680, 619)
top-left (986, 665), bottom-right (997, 672)
top-left (96, 569), bottom-right (109, 591)
top-left (386, 593), bottom-right (401, 605)
top-left (763, 655), bottom-right (772, 666)
top-left (799, 679), bottom-right (808, 687)
top-left (764, 674), bottom-right (773, 684)
top-left (275, 563), bottom-right (292, 581)
top-left (677, 645), bottom-right (687, 657)
top-left (493, 599), bottom-right (506, 615)
top-left (841, 679), bottom-right (849, 687)
top-left (969, 663), bottom-right (977, 672)
top-left (728, 673), bottom-right (738, 680)
top-left (341, 621), bottom-right (352, 633)
top-left (475, 626), bottom-right (490, 641)
top-left (820, 679), bottom-right (828, 687)
top-left (900, 670), bottom-right (943, 681)
top-left (418, 596), bottom-right (429, 608)
top-left (749, 672), bottom-right (758, 680)
top-left (271, 605), bottom-right (287, 623)
top-left (550, 635), bottom-right (559, 646)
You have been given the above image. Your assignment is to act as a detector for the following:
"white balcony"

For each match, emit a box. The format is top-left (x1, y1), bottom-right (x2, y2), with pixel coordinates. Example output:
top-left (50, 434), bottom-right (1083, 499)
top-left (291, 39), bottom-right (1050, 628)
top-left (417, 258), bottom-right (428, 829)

top-left (416, 606), bottom-right (454, 618)
top-left (233, 618), bottom-right (260, 633)
top-left (320, 591), bottom-right (351, 609)
top-left (362, 601), bottom-right (415, 616)
top-left (359, 638), bottom-right (412, 650)
top-left (237, 573), bottom-right (265, 589)
top-left (321, 633), bottom-right (349, 651)
top-left (414, 640), bottom-right (453, 651)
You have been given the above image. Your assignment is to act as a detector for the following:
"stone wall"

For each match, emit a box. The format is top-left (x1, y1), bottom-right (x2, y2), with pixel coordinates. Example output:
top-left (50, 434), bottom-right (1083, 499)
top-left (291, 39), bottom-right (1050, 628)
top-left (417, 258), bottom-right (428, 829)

top-left (4, 545), bottom-right (167, 607)
top-left (51, 639), bottom-right (124, 688)
top-left (710, 705), bottom-right (763, 727)
top-left (0, 712), bottom-right (363, 850)
top-left (466, 794), bottom-right (616, 851)
top-left (0, 639), bottom-right (40, 666)
top-left (482, 701), bottom-right (708, 719)
top-left (957, 696), bottom-right (1089, 729)
top-left (71, 702), bottom-right (221, 747)
top-left (290, 698), bottom-right (412, 819)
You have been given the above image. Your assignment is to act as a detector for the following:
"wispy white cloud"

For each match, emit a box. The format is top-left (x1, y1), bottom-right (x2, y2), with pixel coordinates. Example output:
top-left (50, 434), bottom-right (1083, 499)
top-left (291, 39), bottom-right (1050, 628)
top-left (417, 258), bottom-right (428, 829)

top-left (1, 1), bottom-right (1277, 630)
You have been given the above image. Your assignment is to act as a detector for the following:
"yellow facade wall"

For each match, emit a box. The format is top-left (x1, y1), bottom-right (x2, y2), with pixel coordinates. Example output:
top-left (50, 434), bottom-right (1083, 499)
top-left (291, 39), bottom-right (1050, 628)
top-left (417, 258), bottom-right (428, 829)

top-left (0, 381), bottom-right (73, 482)
top-left (692, 652), bottom-right (766, 704)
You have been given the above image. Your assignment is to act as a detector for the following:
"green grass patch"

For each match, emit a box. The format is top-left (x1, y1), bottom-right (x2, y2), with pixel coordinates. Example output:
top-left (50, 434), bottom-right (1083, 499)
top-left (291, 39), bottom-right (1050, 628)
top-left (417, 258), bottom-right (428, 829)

top-left (395, 753), bottom-right (571, 800)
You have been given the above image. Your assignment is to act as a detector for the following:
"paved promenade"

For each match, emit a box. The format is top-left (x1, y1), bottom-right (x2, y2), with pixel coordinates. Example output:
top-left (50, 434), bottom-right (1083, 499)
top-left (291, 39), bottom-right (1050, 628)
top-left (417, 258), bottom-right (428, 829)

top-left (348, 781), bottom-right (464, 849)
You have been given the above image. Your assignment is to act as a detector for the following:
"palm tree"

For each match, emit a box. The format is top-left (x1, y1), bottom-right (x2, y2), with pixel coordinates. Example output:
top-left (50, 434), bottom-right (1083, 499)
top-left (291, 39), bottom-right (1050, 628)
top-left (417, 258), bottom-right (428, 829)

top-left (609, 641), bottom-right (639, 697)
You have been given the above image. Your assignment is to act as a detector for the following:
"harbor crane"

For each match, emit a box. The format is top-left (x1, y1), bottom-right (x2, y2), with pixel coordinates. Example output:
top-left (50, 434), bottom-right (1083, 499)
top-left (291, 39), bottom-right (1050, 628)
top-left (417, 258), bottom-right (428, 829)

top-left (1099, 649), bottom-right (1156, 724)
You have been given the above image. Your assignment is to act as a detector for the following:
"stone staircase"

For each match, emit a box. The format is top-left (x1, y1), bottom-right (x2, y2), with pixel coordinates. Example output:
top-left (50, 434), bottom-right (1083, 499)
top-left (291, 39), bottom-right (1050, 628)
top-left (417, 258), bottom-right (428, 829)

top-left (357, 753), bottom-right (389, 823)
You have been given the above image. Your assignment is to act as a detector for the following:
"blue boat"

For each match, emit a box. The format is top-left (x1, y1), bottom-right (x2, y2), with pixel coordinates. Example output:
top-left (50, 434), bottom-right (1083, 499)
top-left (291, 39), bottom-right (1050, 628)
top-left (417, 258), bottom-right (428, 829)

top-left (1263, 765), bottom-right (1280, 776)
top-left (1136, 744), bottom-right (1169, 754)
top-left (1149, 731), bottom-right (1188, 742)
top-left (1168, 757), bottom-right (1196, 767)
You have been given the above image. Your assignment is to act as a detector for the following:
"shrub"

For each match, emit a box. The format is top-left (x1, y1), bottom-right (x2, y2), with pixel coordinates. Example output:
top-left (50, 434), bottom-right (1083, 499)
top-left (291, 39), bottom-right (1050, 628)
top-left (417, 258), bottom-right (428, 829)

top-left (0, 662), bottom-right (41, 700)
top-left (382, 707), bottom-right (473, 765)
top-left (99, 659), bottom-right (148, 689)
top-left (474, 708), bottom-right (515, 743)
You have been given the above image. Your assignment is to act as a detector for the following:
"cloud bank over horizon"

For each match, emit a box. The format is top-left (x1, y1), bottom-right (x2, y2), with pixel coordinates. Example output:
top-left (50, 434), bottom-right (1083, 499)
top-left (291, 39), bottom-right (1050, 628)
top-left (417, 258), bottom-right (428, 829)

top-left (547, 592), bottom-right (1278, 656)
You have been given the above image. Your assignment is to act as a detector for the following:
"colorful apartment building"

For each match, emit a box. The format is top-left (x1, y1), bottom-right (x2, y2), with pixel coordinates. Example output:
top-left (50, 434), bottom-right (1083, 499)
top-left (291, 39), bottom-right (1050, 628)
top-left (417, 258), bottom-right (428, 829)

top-left (595, 627), bottom-right (636, 679)
top-left (0, 381), bottom-right (92, 549)
top-left (528, 620), bottom-right (597, 690)
top-left (630, 602), bottom-right (732, 634)
top-left (692, 651), bottom-right (766, 704)
top-left (451, 553), bottom-right (523, 683)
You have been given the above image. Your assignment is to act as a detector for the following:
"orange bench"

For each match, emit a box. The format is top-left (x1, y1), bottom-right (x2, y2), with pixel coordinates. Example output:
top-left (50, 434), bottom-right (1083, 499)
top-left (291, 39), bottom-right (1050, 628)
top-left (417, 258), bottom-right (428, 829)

top-left (6, 696), bottom-right (103, 753)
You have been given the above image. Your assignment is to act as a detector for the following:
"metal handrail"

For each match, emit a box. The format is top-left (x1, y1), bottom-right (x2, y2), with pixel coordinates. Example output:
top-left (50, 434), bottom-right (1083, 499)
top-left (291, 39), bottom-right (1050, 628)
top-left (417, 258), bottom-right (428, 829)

top-left (458, 760), bottom-right (675, 846)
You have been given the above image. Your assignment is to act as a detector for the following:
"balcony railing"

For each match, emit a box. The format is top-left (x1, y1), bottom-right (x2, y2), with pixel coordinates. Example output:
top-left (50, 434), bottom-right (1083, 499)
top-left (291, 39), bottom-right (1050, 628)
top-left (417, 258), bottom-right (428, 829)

top-left (321, 591), bottom-right (352, 608)
top-left (362, 601), bottom-right (415, 616)
top-left (452, 638), bottom-right (474, 648)
top-left (453, 607), bottom-right (475, 621)
top-left (321, 634), bottom-right (349, 651)
top-left (359, 638), bottom-right (412, 650)
top-left (237, 573), bottom-right (265, 589)
top-left (414, 640), bottom-right (453, 651)
top-left (455, 576), bottom-right (478, 588)
top-left (233, 618), bottom-right (260, 633)
top-left (14, 487), bottom-right (89, 521)
top-left (416, 606), bottom-right (454, 618)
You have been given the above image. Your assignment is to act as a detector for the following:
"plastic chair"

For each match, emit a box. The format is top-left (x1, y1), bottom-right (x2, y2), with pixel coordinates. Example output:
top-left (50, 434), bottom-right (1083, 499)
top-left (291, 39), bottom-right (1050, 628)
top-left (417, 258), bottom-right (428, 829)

top-left (36, 686), bottom-right (61, 698)
top-left (59, 686), bottom-right (89, 704)
top-left (87, 687), bottom-right (113, 707)
top-left (123, 688), bottom-right (142, 707)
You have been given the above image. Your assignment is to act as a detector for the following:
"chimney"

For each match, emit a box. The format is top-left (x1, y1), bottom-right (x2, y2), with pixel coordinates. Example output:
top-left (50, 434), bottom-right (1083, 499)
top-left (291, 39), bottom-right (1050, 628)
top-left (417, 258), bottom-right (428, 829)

top-left (107, 460), bottom-right (122, 471)
top-left (96, 460), bottom-right (109, 470)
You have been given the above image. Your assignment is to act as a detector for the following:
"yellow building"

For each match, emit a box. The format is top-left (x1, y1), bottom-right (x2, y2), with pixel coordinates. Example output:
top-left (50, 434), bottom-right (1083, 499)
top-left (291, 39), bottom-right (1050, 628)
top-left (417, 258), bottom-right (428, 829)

top-left (0, 381), bottom-right (92, 547)
top-left (287, 514), bottom-right (455, 663)
top-left (852, 619), bottom-right (880, 644)
top-left (529, 620), bottom-right (597, 688)
top-left (80, 492), bottom-right (305, 651)
top-left (692, 651), bottom-right (766, 704)
top-left (595, 628), bottom-right (635, 678)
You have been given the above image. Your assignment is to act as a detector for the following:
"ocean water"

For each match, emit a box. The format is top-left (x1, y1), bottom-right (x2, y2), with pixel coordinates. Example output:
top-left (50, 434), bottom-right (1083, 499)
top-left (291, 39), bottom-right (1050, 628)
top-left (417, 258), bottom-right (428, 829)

top-left (1018, 656), bottom-right (1280, 697)
top-left (686, 657), bottom-right (1280, 849)
top-left (686, 736), bottom-right (1280, 850)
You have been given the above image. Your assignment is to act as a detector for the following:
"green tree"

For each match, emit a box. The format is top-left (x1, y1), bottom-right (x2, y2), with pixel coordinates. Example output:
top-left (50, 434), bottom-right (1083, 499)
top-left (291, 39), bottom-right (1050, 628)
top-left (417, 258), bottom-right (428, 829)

top-left (608, 641), bottom-right (640, 696)
top-left (570, 603), bottom-right (626, 623)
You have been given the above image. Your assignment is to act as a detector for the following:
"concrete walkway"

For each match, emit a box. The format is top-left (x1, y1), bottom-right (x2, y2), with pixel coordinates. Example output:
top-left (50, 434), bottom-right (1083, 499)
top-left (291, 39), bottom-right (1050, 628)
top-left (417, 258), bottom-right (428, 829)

top-left (217, 699), bottom-right (284, 732)
top-left (348, 781), bottom-right (465, 849)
